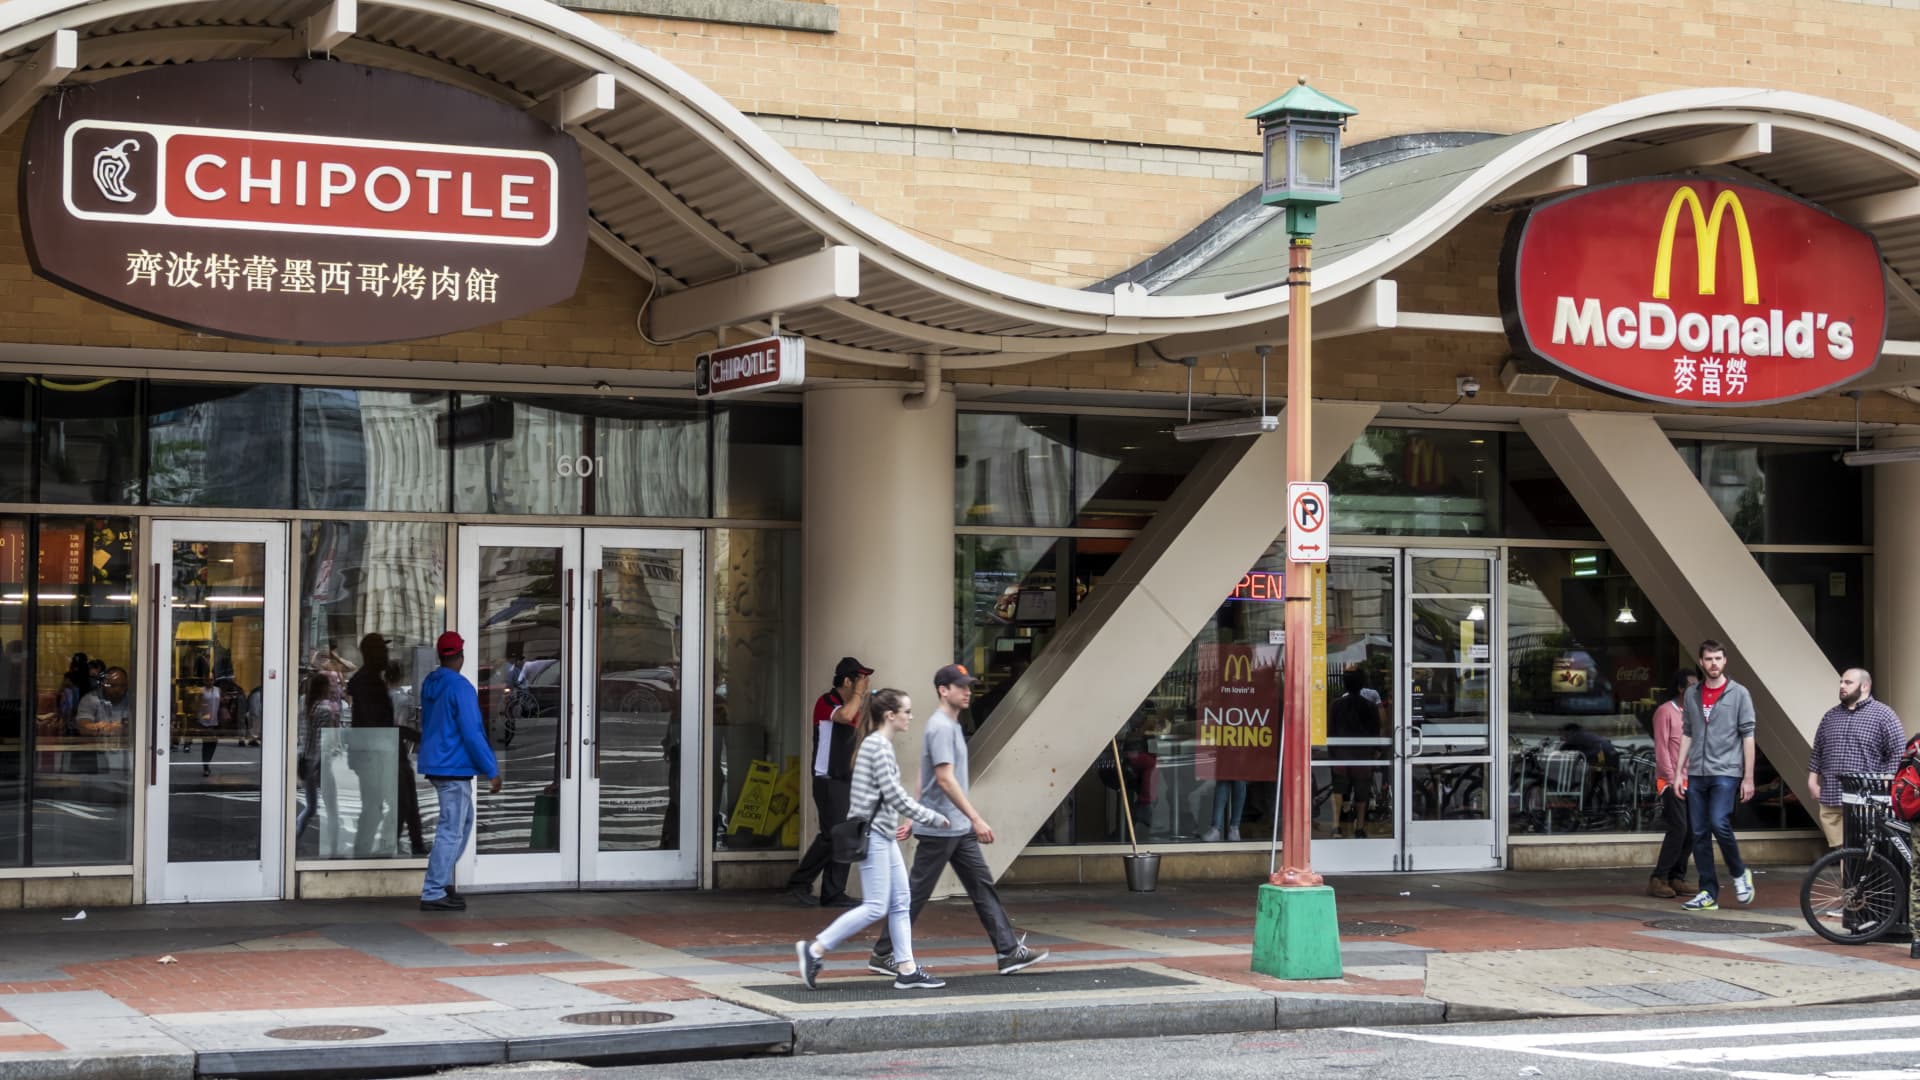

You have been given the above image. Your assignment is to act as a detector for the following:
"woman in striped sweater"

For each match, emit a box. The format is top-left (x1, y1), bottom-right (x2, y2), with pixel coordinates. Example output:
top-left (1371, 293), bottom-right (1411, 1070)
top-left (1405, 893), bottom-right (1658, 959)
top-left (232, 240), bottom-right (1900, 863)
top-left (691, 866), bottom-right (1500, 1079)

top-left (795, 688), bottom-right (951, 991)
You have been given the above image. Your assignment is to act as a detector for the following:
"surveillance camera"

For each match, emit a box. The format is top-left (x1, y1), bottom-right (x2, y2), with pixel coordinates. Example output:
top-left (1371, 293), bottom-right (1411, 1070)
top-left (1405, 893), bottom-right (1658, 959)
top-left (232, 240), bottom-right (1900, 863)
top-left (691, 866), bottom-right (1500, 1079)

top-left (1457, 376), bottom-right (1481, 399)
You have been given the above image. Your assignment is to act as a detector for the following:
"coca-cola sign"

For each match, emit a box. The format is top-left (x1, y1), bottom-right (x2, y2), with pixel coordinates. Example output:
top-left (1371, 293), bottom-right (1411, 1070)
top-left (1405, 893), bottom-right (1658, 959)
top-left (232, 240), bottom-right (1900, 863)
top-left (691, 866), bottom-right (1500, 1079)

top-left (1499, 178), bottom-right (1885, 406)
top-left (20, 60), bottom-right (587, 345)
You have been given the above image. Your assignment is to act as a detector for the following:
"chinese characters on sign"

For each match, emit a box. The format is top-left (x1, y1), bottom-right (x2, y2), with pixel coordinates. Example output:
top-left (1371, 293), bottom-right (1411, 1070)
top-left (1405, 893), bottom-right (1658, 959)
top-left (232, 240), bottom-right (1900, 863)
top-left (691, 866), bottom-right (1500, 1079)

top-left (124, 251), bottom-right (501, 303)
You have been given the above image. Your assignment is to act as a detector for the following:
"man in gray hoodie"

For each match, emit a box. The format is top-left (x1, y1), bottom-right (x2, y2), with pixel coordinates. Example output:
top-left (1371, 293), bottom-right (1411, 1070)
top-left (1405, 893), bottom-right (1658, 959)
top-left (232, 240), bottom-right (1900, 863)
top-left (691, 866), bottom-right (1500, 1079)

top-left (1676, 639), bottom-right (1757, 911)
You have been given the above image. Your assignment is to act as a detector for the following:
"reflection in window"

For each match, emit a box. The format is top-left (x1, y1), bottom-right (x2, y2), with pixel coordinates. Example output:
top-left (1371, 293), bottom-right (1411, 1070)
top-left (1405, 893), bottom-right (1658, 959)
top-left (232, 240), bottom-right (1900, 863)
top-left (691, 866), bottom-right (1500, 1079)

top-left (957, 535), bottom-right (1067, 741)
top-left (715, 404), bottom-right (801, 519)
top-left (40, 378), bottom-right (139, 505)
top-left (0, 517), bottom-right (23, 866)
top-left (1073, 417), bottom-right (1204, 528)
top-left (1758, 552), bottom-right (1867, 672)
top-left (712, 529), bottom-right (802, 850)
top-left (301, 389), bottom-right (450, 512)
top-left (595, 400), bottom-right (708, 517)
top-left (1696, 441), bottom-right (1863, 545)
top-left (453, 395), bottom-right (709, 517)
top-left (956, 414), bottom-right (1072, 527)
top-left (0, 379), bottom-right (30, 502)
top-left (1506, 550), bottom-right (1812, 835)
top-left (296, 521), bottom-right (444, 860)
top-left (149, 382), bottom-right (295, 508)
top-left (1327, 427), bottom-right (1495, 535)
top-left (25, 518), bottom-right (138, 866)
top-left (1502, 432), bottom-right (1598, 540)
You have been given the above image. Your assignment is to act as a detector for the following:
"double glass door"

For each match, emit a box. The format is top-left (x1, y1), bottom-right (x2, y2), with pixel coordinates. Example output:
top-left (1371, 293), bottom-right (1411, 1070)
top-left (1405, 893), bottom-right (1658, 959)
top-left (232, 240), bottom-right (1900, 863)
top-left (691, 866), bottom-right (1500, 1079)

top-left (145, 521), bottom-right (288, 902)
top-left (1313, 549), bottom-right (1499, 873)
top-left (455, 527), bottom-right (700, 889)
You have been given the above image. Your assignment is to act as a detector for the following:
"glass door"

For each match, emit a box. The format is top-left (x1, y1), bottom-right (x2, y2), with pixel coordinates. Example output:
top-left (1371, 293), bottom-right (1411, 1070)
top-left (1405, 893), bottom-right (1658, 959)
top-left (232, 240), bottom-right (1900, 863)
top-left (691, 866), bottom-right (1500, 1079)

top-left (1313, 551), bottom-right (1399, 873)
top-left (455, 526), bottom-right (699, 890)
top-left (1398, 550), bottom-right (1500, 871)
top-left (144, 521), bottom-right (288, 902)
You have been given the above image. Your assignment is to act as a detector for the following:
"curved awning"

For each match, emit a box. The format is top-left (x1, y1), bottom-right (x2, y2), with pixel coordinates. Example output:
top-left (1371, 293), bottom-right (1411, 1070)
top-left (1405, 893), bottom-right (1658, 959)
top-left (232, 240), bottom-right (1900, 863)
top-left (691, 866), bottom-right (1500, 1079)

top-left (0, 3), bottom-right (1918, 378)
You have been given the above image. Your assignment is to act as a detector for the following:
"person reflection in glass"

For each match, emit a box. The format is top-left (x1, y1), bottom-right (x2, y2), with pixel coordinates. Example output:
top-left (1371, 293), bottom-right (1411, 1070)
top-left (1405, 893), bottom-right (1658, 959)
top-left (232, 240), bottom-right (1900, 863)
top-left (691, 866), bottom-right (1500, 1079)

top-left (1329, 667), bottom-right (1386, 838)
top-left (75, 666), bottom-right (129, 737)
top-left (294, 671), bottom-right (341, 845)
top-left (348, 633), bottom-right (425, 857)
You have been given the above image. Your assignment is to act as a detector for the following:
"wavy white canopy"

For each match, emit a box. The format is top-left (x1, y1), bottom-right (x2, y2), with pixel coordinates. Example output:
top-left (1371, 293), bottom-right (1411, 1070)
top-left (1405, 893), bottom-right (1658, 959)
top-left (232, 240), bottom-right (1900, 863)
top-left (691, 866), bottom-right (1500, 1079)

top-left (0, 0), bottom-right (1918, 374)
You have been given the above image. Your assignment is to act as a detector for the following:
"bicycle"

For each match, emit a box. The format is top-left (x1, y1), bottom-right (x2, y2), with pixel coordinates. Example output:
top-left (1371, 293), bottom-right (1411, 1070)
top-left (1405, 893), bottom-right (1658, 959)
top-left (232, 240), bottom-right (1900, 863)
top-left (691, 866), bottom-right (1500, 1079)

top-left (1800, 773), bottom-right (1913, 945)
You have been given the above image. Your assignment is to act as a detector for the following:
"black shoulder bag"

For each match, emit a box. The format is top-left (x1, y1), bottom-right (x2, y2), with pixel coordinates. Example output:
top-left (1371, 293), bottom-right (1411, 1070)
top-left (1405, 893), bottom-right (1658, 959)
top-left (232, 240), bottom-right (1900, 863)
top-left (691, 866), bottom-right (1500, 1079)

top-left (830, 796), bottom-right (883, 863)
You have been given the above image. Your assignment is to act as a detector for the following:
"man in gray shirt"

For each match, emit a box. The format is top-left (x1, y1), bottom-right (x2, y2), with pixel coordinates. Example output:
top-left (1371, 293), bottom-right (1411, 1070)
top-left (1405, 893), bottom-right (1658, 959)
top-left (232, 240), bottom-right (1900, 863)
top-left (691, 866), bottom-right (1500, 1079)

top-left (1677, 639), bottom-right (1758, 911)
top-left (870, 664), bottom-right (1048, 976)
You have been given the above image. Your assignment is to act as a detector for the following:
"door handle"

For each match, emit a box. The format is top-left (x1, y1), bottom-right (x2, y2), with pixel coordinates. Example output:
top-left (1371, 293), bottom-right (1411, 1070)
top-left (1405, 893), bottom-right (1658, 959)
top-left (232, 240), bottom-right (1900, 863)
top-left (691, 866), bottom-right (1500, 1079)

top-left (562, 568), bottom-right (575, 781)
top-left (149, 562), bottom-right (164, 786)
top-left (589, 569), bottom-right (602, 779)
top-left (1408, 725), bottom-right (1425, 759)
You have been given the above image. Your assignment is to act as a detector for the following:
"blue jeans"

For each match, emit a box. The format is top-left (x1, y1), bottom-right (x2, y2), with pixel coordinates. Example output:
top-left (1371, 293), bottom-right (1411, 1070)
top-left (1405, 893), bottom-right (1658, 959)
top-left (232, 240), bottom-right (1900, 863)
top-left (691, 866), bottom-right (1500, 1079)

top-left (1687, 774), bottom-right (1746, 899)
top-left (814, 827), bottom-right (914, 969)
top-left (423, 777), bottom-right (472, 901)
top-left (1212, 780), bottom-right (1247, 832)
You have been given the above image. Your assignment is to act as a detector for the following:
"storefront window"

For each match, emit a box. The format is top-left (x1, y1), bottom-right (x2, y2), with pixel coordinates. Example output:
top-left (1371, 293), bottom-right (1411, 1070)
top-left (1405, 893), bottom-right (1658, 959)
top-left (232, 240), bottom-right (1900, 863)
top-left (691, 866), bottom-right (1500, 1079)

top-left (301, 388), bottom-right (451, 512)
top-left (957, 535), bottom-right (1069, 739)
top-left (452, 395), bottom-right (709, 518)
top-left (1502, 432), bottom-right (1598, 540)
top-left (40, 378), bottom-right (140, 505)
top-left (712, 529), bottom-right (803, 851)
top-left (148, 383), bottom-right (295, 508)
top-left (1695, 441), bottom-right (1864, 545)
top-left (715, 404), bottom-right (801, 520)
top-left (1759, 552), bottom-right (1868, 672)
top-left (956, 413), bottom-right (1073, 527)
top-left (1327, 427), bottom-right (1496, 536)
top-left (0, 518), bottom-right (139, 867)
top-left (594, 400), bottom-right (708, 518)
top-left (1074, 417), bottom-right (1204, 528)
top-left (295, 521), bottom-right (445, 860)
top-left (0, 379), bottom-right (30, 502)
top-left (1506, 548), bottom-right (1813, 836)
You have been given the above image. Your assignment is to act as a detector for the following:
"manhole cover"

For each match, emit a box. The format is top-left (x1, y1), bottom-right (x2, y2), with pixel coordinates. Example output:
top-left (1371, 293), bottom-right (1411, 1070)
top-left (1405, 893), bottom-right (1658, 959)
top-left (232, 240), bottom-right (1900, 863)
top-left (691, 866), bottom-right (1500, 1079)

top-left (264, 1025), bottom-right (385, 1042)
top-left (1340, 920), bottom-right (1414, 937)
top-left (1645, 917), bottom-right (1794, 934)
top-left (560, 1010), bottom-right (673, 1027)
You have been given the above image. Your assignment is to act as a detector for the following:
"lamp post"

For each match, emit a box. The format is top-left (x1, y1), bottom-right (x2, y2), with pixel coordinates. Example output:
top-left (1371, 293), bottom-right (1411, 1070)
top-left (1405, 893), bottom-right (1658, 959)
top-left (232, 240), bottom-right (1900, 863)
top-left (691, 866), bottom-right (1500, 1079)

top-left (1247, 77), bottom-right (1354, 982)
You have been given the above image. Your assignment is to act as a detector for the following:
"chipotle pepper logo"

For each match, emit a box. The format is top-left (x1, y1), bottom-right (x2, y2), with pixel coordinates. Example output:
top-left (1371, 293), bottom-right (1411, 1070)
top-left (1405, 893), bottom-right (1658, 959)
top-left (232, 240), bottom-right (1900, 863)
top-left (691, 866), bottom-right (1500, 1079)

top-left (21, 59), bottom-right (587, 346)
top-left (1500, 178), bottom-right (1886, 406)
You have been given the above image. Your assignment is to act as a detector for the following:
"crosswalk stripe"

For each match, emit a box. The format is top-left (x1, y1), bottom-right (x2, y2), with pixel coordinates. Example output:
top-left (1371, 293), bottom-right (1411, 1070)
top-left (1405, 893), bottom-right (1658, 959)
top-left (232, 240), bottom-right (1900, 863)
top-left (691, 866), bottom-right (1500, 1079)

top-left (1732, 1071), bottom-right (1920, 1080)
top-left (1381, 1013), bottom-right (1920, 1050)
top-left (1608, 1036), bottom-right (1920, 1067)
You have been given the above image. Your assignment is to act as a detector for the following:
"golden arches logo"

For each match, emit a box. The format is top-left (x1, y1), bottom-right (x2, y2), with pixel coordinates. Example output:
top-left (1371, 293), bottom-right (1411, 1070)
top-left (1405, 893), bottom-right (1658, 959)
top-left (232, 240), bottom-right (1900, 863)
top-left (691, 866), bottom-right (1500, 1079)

top-left (1222, 654), bottom-right (1255, 684)
top-left (1652, 186), bottom-right (1760, 306)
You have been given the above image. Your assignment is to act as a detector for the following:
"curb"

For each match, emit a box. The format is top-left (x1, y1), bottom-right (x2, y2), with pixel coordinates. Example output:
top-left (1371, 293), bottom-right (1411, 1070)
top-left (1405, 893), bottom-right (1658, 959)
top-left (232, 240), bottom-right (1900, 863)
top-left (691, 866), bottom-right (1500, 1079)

top-left (0, 1052), bottom-right (196, 1080)
top-left (792, 992), bottom-right (1278, 1056)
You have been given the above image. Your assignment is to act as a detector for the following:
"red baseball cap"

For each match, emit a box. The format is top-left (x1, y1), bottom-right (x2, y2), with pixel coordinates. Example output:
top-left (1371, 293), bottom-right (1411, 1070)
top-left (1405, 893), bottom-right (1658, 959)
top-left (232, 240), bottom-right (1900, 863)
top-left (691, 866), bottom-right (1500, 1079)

top-left (436, 631), bottom-right (465, 658)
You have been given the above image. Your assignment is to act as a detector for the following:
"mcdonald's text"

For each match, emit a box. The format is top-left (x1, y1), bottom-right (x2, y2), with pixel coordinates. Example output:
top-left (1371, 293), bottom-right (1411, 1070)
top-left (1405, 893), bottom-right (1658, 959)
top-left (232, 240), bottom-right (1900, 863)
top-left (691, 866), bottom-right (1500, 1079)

top-left (1501, 178), bottom-right (1884, 406)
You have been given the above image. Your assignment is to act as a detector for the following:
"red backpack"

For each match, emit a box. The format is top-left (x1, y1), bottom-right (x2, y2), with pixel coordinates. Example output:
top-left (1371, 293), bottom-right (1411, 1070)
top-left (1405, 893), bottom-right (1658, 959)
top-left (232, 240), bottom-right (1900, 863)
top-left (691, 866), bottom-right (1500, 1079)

top-left (1891, 734), bottom-right (1920, 821)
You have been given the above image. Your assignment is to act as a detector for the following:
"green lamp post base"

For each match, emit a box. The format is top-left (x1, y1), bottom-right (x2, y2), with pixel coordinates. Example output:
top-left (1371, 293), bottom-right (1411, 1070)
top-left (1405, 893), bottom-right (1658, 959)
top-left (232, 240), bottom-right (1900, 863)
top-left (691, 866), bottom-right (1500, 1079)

top-left (1251, 883), bottom-right (1343, 980)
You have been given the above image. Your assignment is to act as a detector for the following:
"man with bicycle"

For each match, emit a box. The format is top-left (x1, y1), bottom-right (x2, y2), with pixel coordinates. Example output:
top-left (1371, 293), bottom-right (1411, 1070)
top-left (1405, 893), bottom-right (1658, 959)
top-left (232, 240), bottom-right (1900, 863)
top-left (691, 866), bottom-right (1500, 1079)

top-left (1807, 669), bottom-right (1904, 849)
top-left (1677, 640), bottom-right (1757, 911)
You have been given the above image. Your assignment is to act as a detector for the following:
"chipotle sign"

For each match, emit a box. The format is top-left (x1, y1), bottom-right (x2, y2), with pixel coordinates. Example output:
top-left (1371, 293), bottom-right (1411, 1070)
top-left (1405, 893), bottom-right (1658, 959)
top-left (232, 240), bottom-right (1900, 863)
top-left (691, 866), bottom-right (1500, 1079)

top-left (20, 60), bottom-right (587, 345)
top-left (1500, 178), bottom-right (1885, 406)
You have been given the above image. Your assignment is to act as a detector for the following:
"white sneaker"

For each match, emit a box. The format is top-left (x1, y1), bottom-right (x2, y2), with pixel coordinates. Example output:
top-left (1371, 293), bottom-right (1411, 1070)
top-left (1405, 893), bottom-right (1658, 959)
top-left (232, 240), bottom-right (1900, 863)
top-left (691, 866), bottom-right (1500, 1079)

top-left (1201, 827), bottom-right (1222, 842)
top-left (1226, 826), bottom-right (1242, 842)
top-left (1733, 868), bottom-right (1755, 905)
top-left (1681, 890), bottom-right (1718, 911)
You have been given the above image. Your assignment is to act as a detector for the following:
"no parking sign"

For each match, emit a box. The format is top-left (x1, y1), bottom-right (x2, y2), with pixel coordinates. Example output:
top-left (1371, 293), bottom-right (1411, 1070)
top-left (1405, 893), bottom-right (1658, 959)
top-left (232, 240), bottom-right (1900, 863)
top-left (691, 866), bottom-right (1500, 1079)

top-left (1286, 482), bottom-right (1330, 563)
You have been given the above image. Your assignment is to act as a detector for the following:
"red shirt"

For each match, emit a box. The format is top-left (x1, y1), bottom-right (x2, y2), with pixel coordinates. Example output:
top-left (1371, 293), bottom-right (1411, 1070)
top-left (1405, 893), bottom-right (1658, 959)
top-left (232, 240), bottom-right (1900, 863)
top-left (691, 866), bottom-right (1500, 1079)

top-left (1700, 681), bottom-right (1727, 721)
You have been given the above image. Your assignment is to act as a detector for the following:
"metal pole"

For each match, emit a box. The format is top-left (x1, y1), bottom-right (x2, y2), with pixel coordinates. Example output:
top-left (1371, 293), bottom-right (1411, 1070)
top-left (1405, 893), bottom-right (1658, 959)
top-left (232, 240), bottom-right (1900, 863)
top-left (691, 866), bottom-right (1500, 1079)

top-left (1273, 233), bottom-right (1322, 888)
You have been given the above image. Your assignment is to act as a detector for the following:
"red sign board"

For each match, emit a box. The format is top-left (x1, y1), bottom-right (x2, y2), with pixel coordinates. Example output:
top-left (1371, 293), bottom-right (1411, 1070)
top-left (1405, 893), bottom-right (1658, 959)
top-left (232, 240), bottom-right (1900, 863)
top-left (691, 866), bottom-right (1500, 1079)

top-left (1500, 178), bottom-right (1885, 406)
top-left (20, 60), bottom-right (587, 345)
top-left (1195, 644), bottom-right (1279, 782)
top-left (695, 335), bottom-right (806, 397)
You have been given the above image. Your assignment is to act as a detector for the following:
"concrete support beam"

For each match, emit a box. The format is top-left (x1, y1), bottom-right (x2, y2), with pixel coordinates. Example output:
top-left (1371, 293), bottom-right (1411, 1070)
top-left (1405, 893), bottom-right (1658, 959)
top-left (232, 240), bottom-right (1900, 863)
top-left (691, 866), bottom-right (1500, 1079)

top-left (646, 246), bottom-right (859, 341)
top-left (1873, 433), bottom-right (1920, 732)
top-left (306, 0), bottom-right (356, 53)
top-left (1521, 411), bottom-right (1834, 814)
top-left (1315, 279), bottom-right (1398, 339)
top-left (965, 401), bottom-right (1379, 881)
top-left (0, 29), bottom-right (76, 134)
top-left (536, 73), bottom-right (617, 129)
top-left (1499, 154), bottom-right (1587, 202)
top-left (1596, 124), bottom-right (1771, 180)
top-left (1829, 186), bottom-right (1920, 228)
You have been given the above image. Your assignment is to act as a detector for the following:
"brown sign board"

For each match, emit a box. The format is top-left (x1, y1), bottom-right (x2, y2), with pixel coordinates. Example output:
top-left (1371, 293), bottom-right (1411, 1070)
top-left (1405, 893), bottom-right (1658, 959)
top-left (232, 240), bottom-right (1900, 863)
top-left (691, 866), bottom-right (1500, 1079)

top-left (694, 335), bottom-right (806, 397)
top-left (19, 59), bottom-right (588, 345)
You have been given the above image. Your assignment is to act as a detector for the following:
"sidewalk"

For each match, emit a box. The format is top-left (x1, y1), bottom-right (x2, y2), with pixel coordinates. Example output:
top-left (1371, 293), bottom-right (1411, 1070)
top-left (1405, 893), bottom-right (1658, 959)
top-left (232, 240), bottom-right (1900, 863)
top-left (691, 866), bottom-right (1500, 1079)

top-left (2, 864), bottom-right (1918, 1078)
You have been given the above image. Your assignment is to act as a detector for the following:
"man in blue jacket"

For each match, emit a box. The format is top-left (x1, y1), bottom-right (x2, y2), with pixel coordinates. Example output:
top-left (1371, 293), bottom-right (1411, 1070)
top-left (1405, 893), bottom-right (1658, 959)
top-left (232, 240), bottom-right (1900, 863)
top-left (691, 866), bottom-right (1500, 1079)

top-left (418, 631), bottom-right (500, 911)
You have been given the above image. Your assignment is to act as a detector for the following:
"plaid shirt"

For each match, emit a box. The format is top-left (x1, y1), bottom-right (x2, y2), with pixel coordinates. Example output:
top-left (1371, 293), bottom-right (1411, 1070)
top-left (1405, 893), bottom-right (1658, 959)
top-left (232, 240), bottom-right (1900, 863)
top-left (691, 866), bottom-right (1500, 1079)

top-left (1807, 695), bottom-right (1906, 806)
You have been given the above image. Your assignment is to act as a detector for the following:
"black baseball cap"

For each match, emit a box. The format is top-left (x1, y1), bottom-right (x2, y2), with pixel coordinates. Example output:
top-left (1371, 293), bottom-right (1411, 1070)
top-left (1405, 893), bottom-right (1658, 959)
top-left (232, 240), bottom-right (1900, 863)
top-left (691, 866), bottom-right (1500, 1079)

top-left (933, 663), bottom-right (977, 689)
top-left (834, 656), bottom-right (873, 682)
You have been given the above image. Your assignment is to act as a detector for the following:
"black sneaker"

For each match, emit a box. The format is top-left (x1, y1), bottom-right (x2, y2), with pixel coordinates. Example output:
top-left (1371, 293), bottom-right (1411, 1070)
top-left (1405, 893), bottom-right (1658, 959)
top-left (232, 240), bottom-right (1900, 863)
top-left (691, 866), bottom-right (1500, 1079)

top-left (785, 884), bottom-right (819, 907)
top-left (867, 950), bottom-right (898, 976)
top-left (997, 943), bottom-right (1049, 974)
top-left (893, 967), bottom-right (946, 990)
top-left (794, 940), bottom-right (822, 989)
top-left (419, 895), bottom-right (465, 911)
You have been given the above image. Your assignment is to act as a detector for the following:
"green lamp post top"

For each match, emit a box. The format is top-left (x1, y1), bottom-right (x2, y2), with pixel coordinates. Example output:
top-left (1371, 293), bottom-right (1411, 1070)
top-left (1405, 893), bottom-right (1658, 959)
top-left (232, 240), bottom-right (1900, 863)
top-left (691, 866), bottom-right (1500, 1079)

top-left (1247, 78), bottom-right (1359, 124)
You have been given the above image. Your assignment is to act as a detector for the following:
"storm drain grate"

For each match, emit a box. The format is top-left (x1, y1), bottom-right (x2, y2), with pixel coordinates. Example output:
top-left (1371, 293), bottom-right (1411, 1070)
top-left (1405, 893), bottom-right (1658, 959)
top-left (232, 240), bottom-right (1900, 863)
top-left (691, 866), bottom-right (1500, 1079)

top-left (264, 1025), bottom-right (385, 1042)
top-left (1644, 918), bottom-right (1794, 934)
top-left (1339, 920), bottom-right (1415, 937)
top-left (560, 1010), bottom-right (674, 1027)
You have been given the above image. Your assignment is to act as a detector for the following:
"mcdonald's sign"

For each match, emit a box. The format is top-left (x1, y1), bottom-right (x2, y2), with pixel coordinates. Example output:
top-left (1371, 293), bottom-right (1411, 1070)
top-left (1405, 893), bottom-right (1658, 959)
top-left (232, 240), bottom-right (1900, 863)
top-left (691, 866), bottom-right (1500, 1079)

top-left (1197, 644), bottom-right (1280, 781)
top-left (1500, 178), bottom-right (1885, 406)
top-left (1222, 653), bottom-right (1256, 684)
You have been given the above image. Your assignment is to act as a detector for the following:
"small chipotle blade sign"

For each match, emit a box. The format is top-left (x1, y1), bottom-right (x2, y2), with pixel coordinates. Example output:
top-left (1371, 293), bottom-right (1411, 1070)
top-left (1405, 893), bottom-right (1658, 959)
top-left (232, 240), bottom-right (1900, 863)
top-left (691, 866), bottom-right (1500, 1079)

top-left (21, 59), bottom-right (588, 345)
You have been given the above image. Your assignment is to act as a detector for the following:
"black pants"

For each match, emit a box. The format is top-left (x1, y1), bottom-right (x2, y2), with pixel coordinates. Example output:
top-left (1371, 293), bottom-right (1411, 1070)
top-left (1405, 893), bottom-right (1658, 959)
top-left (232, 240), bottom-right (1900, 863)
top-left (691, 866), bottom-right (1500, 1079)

top-left (1654, 787), bottom-right (1692, 883)
top-left (874, 832), bottom-right (1018, 958)
top-left (787, 776), bottom-right (851, 901)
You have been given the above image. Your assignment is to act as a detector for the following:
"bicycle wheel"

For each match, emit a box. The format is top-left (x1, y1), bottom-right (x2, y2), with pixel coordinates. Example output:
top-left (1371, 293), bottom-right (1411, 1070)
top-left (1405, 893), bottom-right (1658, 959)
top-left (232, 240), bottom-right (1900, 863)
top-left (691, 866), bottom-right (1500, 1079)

top-left (1801, 847), bottom-right (1906, 944)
